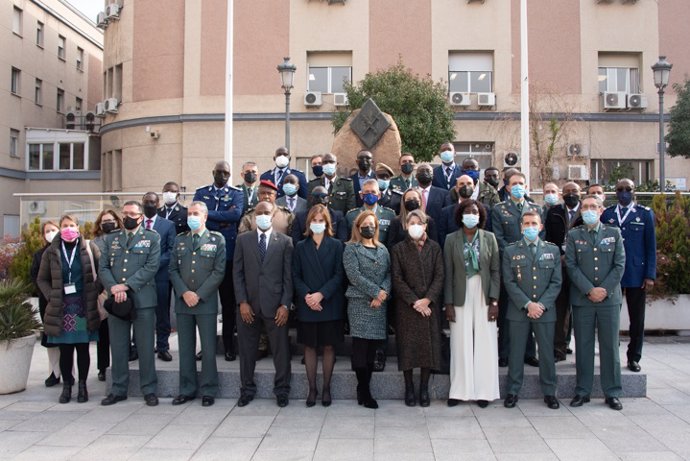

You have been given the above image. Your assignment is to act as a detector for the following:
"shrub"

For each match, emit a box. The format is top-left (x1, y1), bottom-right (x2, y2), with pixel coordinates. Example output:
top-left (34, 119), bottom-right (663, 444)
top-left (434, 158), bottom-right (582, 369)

top-left (0, 278), bottom-right (40, 341)
top-left (650, 192), bottom-right (690, 297)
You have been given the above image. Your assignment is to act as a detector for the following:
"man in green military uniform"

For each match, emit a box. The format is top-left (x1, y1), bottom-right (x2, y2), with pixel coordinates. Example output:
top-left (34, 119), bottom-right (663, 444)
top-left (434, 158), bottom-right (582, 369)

top-left (99, 201), bottom-right (161, 407)
top-left (345, 178), bottom-right (396, 244)
top-left (389, 152), bottom-right (418, 193)
top-left (566, 195), bottom-right (625, 411)
top-left (169, 201), bottom-right (226, 407)
top-left (307, 153), bottom-right (355, 213)
top-left (502, 211), bottom-right (562, 410)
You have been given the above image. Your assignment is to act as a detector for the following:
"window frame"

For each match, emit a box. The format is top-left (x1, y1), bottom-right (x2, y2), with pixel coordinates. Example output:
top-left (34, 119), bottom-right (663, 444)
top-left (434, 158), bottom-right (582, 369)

top-left (34, 78), bottom-right (42, 106)
top-left (27, 141), bottom-right (87, 172)
top-left (36, 21), bottom-right (44, 47)
top-left (598, 66), bottom-right (640, 94)
top-left (58, 35), bottom-right (66, 61)
top-left (76, 47), bottom-right (84, 71)
top-left (56, 88), bottom-right (65, 113)
top-left (11, 67), bottom-right (21, 96)
top-left (454, 142), bottom-right (495, 170)
top-left (12, 6), bottom-right (23, 36)
top-left (307, 65), bottom-right (352, 94)
top-left (10, 129), bottom-right (20, 159)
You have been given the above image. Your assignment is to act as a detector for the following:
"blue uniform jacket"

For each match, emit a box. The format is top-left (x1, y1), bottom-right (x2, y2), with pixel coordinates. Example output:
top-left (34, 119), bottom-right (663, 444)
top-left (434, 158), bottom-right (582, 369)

top-left (432, 163), bottom-right (462, 191)
top-left (260, 167), bottom-right (308, 199)
top-left (152, 216), bottom-right (176, 283)
top-left (192, 184), bottom-right (244, 259)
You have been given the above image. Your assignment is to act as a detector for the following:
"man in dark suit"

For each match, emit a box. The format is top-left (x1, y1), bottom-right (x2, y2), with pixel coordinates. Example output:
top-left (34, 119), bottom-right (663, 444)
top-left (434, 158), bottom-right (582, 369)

top-left (276, 174), bottom-right (308, 214)
top-left (415, 162), bottom-right (450, 228)
top-left (237, 161), bottom-right (260, 214)
top-left (260, 146), bottom-right (308, 199)
top-left (350, 150), bottom-right (376, 207)
top-left (432, 142), bottom-right (462, 191)
top-left (308, 153), bottom-right (355, 213)
top-left (142, 192), bottom-right (176, 362)
top-left (544, 181), bottom-right (583, 362)
top-left (438, 175), bottom-right (492, 249)
top-left (601, 178), bottom-right (656, 373)
top-left (158, 181), bottom-right (189, 235)
top-left (292, 186), bottom-right (347, 244)
top-left (233, 201), bottom-right (294, 408)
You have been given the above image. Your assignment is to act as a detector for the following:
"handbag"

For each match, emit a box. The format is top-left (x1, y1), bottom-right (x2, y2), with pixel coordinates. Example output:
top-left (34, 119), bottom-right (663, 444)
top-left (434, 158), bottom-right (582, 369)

top-left (85, 240), bottom-right (108, 321)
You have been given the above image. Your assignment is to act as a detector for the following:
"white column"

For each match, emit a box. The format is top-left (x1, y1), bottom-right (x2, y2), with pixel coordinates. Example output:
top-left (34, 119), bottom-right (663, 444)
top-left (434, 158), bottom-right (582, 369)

top-left (224, 0), bottom-right (234, 166)
top-left (520, 0), bottom-right (530, 187)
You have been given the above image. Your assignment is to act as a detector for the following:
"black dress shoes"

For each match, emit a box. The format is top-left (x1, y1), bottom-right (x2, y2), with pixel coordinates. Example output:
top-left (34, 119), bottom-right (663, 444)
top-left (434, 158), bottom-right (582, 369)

top-left (498, 358), bottom-right (508, 367)
top-left (225, 352), bottom-right (236, 362)
top-left (97, 370), bottom-right (106, 382)
top-left (504, 394), bottom-right (519, 408)
top-left (627, 361), bottom-right (641, 372)
top-left (237, 394), bottom-right (253, 407)
top-left (570, 395), bottom-right (590, 407)
top-left (605, 397), bottom-right (623, 410)
top-left (477, 400), bottom-right (489, 408)
top-left (524, 356), bottom-right (540, 367)
top-left (172, 395), bottom-right (195, 405)
top-left (276, 395), bottom-right (289, 407)
top-left (306, 389), bottom-right (317, 408)
top-left (157, 350), bottom-right (173, 362)
top-left (544, 395), bottom-right (560, 409)
top-left (45, 373), bottom-right (60, 387)
top-left (202, 396), bottom-right (215, 407)
top-left (144, 393), bottom-right (159, 407)
top-left (101, 394), bottom-right (127, 406)
top-left (447, 398), bottom-right (461, 407)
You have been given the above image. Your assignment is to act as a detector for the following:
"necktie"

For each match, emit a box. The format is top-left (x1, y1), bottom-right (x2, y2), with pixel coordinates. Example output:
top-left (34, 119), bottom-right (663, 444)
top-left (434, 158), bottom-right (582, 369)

top-left (530, 243), bottom-right (536, 257)
top-left (404, 178), bottom-right (410, 190)
top-left (146, 219), bottom-right (153, 230)
top-left (620, 206), bottom-right (628, 215)
top-left (259, 233), bottom-right (267, 262)
top-left (422, 189), bottom-right (428, 211)
top-left (517, 202), bottom-right (523, 212)
top-left (126, 232), bottom-right (134, 247)
top-left (568, 210), bottom-right (576, 222)
top-left (287, 197), bottom-right (293, 211)
top-left (192, 233), bottom-right (200, 251)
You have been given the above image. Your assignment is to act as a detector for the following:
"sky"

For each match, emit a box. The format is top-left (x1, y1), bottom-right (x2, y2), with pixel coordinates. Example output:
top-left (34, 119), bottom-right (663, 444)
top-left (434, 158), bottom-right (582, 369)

top-left (64, 0), bottom-right (103, 23)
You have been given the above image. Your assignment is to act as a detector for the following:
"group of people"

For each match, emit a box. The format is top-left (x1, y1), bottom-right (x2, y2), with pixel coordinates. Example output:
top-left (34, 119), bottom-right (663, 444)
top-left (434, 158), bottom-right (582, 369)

top-left (29, 142), bottom-right (656, 412)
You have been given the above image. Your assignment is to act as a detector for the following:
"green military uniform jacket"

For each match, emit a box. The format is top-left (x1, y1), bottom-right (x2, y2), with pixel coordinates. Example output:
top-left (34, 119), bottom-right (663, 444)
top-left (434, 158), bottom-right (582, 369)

top-left (169, 229), bottom-right (226, 315)
top-left (389, 175), bottom-right (418, 193)
top-left (491, 199), bottom-right (543, 251)
top-left (308, 175), bottom-right (355, 213)
top-left (99, 227), bottom-right (161, 309)
top-left (502, 238), bottom-right (562, 323)
top-left (345, 205), bottom-right (396, 244)
top-left (565, 223), bottom-right (625, 307)
top-left (477, 181), bottom-right (500, 209)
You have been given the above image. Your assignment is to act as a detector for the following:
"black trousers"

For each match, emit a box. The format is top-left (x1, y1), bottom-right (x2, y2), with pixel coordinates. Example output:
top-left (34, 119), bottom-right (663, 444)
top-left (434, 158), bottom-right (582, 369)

top-left (553, 268), bottom-right (572, 359)
top-left (59, 343), bottom-right (90, 383)
top-left (220, 260), bottom-right (236, 355)
top-left (97, 318), bottom-right (110, 371)
top-left (624, 287), bottom-right (646, 363)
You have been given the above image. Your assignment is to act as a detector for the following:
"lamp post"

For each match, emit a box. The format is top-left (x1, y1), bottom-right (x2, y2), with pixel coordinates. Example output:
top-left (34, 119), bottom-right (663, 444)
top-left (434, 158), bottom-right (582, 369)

top-left (652, 56), bottom-right (672, 192)
top-left (277, 57), bottom-right (296, 153)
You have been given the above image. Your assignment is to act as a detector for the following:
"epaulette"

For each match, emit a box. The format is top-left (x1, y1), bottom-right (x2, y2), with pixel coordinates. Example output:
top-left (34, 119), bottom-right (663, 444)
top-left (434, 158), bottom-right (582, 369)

top-left (507, 240), bottom-right (520, 248)
top-left (391, 189), bottom-right (403, 197)
top-left (196, 185), bottom-right (212, 192)
top-left (308, 178), bottom-right (321, 184)
top-left (208, 230), bottom-right (223, 240)
top-left (346, 207), bottom-right (360, 215)
top-left (290, 168), bottom-right (304, 174)
top-left (635, 204), bottom-right (651, 211)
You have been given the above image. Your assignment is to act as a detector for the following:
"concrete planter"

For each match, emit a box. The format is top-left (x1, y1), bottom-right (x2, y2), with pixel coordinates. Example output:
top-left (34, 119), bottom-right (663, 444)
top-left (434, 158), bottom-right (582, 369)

top-left (0, 334), bottom-right (36, 394)
top-left (620, 294), bottom-right (690, 332)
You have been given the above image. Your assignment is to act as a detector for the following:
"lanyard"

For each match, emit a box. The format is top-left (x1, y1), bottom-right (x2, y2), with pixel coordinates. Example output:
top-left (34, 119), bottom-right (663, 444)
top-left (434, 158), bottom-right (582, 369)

top-left (61, 241), bottom-right (78, 284)
top-left (275, 168), bottom-right (286, 185)
top-left (165, 206), bottom-right (173, 219)
top-left (615, 204), bottom-right (634, 227)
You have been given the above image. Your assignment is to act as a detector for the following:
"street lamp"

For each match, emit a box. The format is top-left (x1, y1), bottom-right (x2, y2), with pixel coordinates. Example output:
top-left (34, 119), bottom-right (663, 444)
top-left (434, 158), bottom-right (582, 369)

top-left (277, 57), bottom-right (297, 153)
top-left (652, 55), bottom-right (672, 192)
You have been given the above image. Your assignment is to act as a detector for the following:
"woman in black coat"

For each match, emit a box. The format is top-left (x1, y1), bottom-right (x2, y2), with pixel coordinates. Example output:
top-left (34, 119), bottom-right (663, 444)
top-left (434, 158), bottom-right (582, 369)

top-left (292, 204), bottom-right (345, 407)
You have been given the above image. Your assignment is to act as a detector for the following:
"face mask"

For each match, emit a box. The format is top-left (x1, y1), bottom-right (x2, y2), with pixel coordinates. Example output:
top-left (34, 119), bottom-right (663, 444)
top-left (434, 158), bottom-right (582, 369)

top-left (486, 177), bottom-right (499, 189)
top-left (401, 163), bottom-right (414, 175)
top-left (408, 224), bottom-right (425, 240)
top-left (123, 216), bottom-right (140, 230)
top-left (162, 192), bottom-right (177, 206)
top-left (511, 184), bottom-right (526, 200)
top-left (283, 183), bottom-right (298, 197)
top-left (213, 170), bottom-right (229, 187)
top-left (377, 179), bottom-right (390, 191)
top-left (187, 216), bottom-right (202, 231)
top-left (101, 222), bottom-right (117, 234)
top-left (322, 164), bottom-right (337, 176)
top-left (462, 214), bottom-right (480, 229)
top-left (461, 169), bottom-right (480, 184)
top-left (544, 193), bottom-right (559, 206)
top-left (312, 165), bottom-right (323, 177)
top-left (45, 230), bottom-right (58, 243)
top-left (358, 158), bottom-right (371, 171)
top-left (416, 172), bottom-right (432, 186)
top-left (523, 226), bottom-right (539, 241)
top-left (313, 195), bottom-right (329, 206)
top-left (360, 226), bottom-right (375, 239)
top-left (310, 222), bottom-right (326, 235)
top-left (275, 155), bottom-right (289, 169)
top-left (563, 194), bottom-right (580, 209)
top-left (362, 193), bottom-right (379, 206)
top-left (617, 190), bottom-right (633, 207)
top-left (582, 210), bottom-right (600, 226)
top-left (244, 172), bottom-right (257, 184)
top-left (440, 150), bottom-right (454, 163)
top-left (143, 203), bottom-right (158, 218)
top-left (60, 227), bottom-right (80, 242)
top-left (255, 214), bottom-right (272, 231)
top-left (404, 200), bottom-right (420, 212)
top-left (458, 185), bottom-right (474, 199)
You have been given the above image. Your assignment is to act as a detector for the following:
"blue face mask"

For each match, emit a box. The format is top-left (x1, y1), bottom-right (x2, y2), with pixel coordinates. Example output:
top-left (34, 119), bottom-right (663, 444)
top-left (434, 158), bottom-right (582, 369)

top-left (440, 150), bottom-right (454, 163)
top-left (617, 190), bottom-right (633, 207)
top-left (582, 210), bottom-right (600, 226)
top-left (461, 169), bottom-right (480, 184)
top-left (322, 163), bottom-right (337, 176)
top-left (511, 184), bottom-right (526, 199)
top-left (544, 193), bottom-right (559, 206)
top-left (312, 165), bottom-right (323, 177)
top-left (462, 214), bottom-right (480, 229)
top-left (187, 216), bottom-right (202, 231)
top-left (377, 179), bottom-right (390, 191)
top-left (255, 214), bottom-right (272, 231)
top-left (310, 222), bottom-right (326, 235)
top-left (523, 226), bottom-right (539, 241)
top-left (283, 183), bottom-right (298, 197)
top-left (362, 193), bottom-right (379, 206)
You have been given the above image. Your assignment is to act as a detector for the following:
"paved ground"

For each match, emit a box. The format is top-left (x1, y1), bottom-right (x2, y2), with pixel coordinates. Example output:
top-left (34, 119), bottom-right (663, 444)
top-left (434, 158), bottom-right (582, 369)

top-left (1, 336), bottom-right (689, 460)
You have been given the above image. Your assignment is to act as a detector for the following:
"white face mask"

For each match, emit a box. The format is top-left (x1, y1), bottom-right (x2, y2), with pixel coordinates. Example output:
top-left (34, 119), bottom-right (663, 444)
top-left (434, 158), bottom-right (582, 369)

top-left (162, 192), bottom-right (177, 206)
top-left (275, 156), bottom-right (289, 169)
top-left (45, 230), bottom-right (58, 243)
top-left (408, 224), bottom-right (425, 240)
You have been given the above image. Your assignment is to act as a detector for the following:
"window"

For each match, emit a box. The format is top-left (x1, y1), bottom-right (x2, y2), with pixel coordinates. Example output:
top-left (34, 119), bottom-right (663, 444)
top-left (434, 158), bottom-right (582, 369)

top-left (114, 64), bottom-right (123, 100)
top-left (455, 142), bottom-right (495, 170)
top-left (307, 52), bottom-right (352, 93)
top-left (11, 68), bottom-right (21, 95)
top-left (598, 53), bottom-right (641, 94)
top-left (34, 79), bottom-right (42, 105)
top-left (28, 143), bottom-right (54, 170)
top-left (10, 129), bottom-right (20, 158)
top-left (36, 21), bottom-right (44, 47)
top-left (12, 7), bottom-right (22, 36)
top-left (28, 142), bottom-right (86, 171)
top-left (75, 97), bottom-right (82, 111)
top-left (106, 68), bottom-right (113, 98)
top-left (76, 47), bottom-right (84, 71)
top-left (449, 52), bottom-right (493, 93)
top-left (58, 35), bottom-right (66, 60)
top-left (590, 159), bottom-right (652, 185)
top-left (57, 89), bottom-right (65, 113)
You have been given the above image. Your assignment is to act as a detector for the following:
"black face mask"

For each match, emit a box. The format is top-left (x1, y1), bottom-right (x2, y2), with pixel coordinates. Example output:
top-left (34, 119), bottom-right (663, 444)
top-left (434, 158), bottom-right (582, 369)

top-left (458, 186), bottom-right (474, 199)
top-left (416, 172), bottom-right (432, 186)
top-left (101, 222), bottom-right (117, 234)
top-left (404, 200), bottom-right (420, 212)
top-left (563, 194), bottom-right (580, 209)
top-left (312, 165), bottom-right (323, 177)
top-left (360, 226), bottom-right (375, 239)
top-left (485, 177), bottom-right (499, 189)
top-left (358, 158), bottom-right (371, 172)
top-left (143, 204), bottom-right (158, 218)
top-left (244, 172), bottom-right (257, 184)
top-left (401, 163), bottom-right (414, 175)
top-left (123, 216), bottom-right (140, 230)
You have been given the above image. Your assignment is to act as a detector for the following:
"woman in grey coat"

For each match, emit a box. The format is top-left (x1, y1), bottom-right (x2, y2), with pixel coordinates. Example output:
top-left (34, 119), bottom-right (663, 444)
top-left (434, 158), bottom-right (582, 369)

top-left (343, 210), bottom-right (391, 409)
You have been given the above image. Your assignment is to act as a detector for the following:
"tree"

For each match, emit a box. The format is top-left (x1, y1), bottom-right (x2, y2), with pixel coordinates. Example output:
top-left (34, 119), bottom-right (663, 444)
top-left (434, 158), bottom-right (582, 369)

top-left (332, 62), bottom-right (455, 162)
top-left (666, 79), bottom-right (690, 159)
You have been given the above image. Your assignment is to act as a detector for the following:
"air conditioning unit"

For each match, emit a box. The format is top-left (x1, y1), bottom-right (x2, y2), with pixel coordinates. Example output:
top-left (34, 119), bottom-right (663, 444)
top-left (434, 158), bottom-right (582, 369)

top-left (333, 93), bottom-right (349, 107)
top-left (106, 3), bottom-right (120, 19)
top-left (28, 201), bottom-right (46, 215)
top-left (95, 102), bottom-right (106, 117)
top-left (467, 0), bottom-right (485, 3)
top-left (567, 165), bottom-right (588, 180)
top-left (105, 98), bottom-right (119, 113)
top-left (477, 92), bottom-right (496, 107)
top-left (449, 92), bottom-right (471, 107)
top-left (84, 111), bottom-right (97, 131)
top-left (65, 111), bottom-right (80, 129)
top-left (567, 143), bottom-right (582, 157)
top-left (96, 11), bottom-right (108, 28)
top-left (627, 93), bottom-right (648, 110)
top-left (603, 92), bottom-right (626, 110)
top-left (504, 152), bottom-right (519, 168)
top-left (327, 0), bottom-right (346, 4)
top-left (304, 91), bottom-right (322, 107)
top-left (596, 0), bottom-right (614, 4)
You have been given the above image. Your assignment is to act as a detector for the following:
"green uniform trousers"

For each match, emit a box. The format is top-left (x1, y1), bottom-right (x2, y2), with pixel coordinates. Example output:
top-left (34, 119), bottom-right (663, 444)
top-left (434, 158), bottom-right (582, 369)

top-left (507, 320), bottom-right (557, 396)
top-left (177, 313), bottom-right (218, 397)
top-left (108, 308), bottom-right (157, 396)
